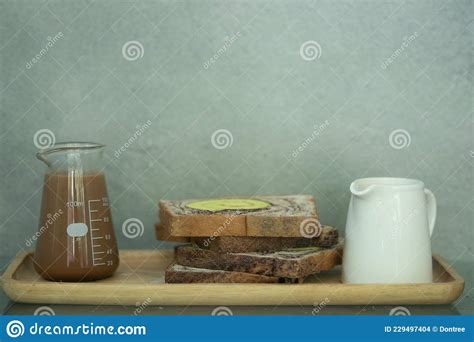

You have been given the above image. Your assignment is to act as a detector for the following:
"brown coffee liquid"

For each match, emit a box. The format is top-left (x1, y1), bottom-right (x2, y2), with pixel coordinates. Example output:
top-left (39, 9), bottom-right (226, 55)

top-left (34, 171), bottom-right (119, 281)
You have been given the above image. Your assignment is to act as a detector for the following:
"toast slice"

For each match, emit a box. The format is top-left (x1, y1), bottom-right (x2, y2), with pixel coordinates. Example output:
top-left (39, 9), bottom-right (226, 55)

top-left (155, 224), bottom-right (190, 243)
top-left (174, 243), bottom-right (342, 279)
top-left (155, 224), bottom-right (338, 252)
top-left (165, 263), bottom-right (280, 283)
top-left (159, 195), bottom-right (319, 237)
top-left (192, 226), bottom-right (338, 253)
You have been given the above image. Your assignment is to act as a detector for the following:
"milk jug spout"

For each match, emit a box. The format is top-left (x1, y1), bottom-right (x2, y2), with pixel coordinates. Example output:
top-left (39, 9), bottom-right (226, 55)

top-left (349, 179), bottom-right (375, 198)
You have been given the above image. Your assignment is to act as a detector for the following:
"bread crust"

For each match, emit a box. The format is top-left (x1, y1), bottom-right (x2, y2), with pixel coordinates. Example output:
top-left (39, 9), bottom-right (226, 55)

top-left (192, 226), bottom-right (338, 252)
top-left (165, 263), bottom-right (280, 283)
top-left (174, 244), bottom-right (342, 279)
top-left (159, 195), bottom-right (319, 237)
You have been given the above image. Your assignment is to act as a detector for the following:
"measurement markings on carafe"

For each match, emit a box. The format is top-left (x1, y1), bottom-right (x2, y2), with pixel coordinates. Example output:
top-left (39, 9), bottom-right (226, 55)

top-left (87, 199), bottom-right (112, 267)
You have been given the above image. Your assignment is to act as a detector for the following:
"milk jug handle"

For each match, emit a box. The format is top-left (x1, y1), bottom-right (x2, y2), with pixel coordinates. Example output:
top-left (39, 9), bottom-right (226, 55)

top-left (424, 189), bottom-right (436, 237)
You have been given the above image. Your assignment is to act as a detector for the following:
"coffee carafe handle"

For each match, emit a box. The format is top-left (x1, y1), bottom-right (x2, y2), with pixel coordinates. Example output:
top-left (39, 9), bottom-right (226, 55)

top-left (424, 189), bottom-right (436, 237)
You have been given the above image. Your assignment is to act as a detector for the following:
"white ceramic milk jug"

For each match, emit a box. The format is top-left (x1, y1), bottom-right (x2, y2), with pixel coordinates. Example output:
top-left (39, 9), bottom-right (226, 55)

top-left (342, 177), bottom-right (436, 284)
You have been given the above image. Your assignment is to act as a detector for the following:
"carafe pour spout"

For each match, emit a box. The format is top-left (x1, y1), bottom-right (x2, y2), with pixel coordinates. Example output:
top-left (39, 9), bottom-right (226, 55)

top-left (36, 142), bottom-right (105, 170)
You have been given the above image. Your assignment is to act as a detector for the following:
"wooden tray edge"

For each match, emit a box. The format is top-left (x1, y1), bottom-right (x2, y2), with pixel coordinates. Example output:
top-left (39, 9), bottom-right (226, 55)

top-left (433, 254), bottom-right (464, 284)
top-left (1, 251), bottom-right (465, 306)
top-left (1, 251), bottom-right (31, 302)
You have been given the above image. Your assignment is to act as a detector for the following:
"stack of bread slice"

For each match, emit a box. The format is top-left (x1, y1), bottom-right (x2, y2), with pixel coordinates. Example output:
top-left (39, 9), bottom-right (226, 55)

top-left (156, 195), bottom-right (342, 283)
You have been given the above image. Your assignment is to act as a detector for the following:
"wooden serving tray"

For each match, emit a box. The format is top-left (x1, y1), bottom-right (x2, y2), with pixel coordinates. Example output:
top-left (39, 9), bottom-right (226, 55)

top-left (1, 250), bottom-right (464, 306)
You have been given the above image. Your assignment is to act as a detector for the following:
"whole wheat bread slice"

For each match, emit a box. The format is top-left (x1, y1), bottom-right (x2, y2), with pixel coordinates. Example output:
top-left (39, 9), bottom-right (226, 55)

top-left (192, 226), bottom-right (338, 252)
top-left (174, 243), bottom-right (342, 279)
top-left (165, 263), bottom-right (280, 283)
top-left (159, 195), bottom-right (319, 237)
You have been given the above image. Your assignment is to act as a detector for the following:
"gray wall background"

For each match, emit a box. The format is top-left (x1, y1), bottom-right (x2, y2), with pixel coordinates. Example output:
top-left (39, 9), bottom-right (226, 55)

top-left (0, 0), bottom-right (472, 287)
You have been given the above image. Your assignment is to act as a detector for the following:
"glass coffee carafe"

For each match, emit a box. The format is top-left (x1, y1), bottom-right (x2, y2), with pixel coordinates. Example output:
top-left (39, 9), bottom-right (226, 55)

top-left (34, 142), bottom-right (119, 281)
